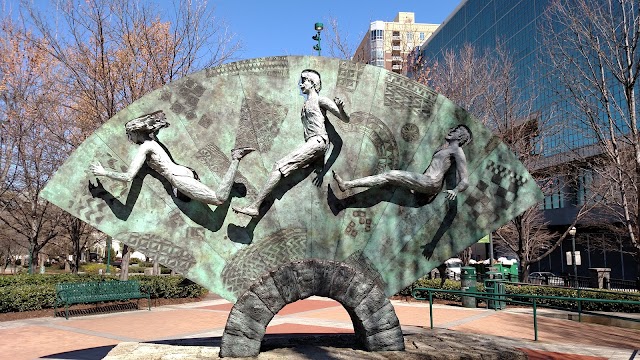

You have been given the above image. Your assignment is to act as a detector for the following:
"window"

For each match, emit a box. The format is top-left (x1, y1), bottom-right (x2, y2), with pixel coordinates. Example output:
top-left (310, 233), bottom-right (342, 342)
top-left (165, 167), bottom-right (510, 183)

top-left (370, 30), bottom-right (383, 40)
top-left (543, 176), bottom-right (565, 209)
top-left (419, 32), bottom-right (425, 41)
top-left (370, 48), bottom-right (384, 60)
top-left (577, 168), bottom-right (600, 205)
top-left (406, 32), bottom-right (413, 42)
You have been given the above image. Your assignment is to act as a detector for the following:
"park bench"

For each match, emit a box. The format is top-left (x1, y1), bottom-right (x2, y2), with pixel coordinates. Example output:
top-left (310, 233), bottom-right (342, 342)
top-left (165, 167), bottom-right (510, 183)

top-left (55, 280), bottom-right (150, 319)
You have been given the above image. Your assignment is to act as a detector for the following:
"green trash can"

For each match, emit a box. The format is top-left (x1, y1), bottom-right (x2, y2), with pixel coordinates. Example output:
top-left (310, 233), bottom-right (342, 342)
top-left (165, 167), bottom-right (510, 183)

top-left (485, 272), bottom-right (506, 310)
top-left (461, 266), bottom-right (477, 308)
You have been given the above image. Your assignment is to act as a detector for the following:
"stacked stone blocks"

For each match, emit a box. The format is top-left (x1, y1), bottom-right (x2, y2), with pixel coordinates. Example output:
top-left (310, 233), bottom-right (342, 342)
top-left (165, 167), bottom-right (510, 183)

top-left (220, 259), bottom-right (404, 357)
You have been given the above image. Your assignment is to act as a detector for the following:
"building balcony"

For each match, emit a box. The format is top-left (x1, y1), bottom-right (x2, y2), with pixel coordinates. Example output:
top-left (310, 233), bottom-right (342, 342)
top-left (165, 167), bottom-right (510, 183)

top-left (392, 35), bottom-right (401, 41)
top-left (392, 65), bottom-right (402, 70)
top-left (392, 46), bottom-right (401, 51)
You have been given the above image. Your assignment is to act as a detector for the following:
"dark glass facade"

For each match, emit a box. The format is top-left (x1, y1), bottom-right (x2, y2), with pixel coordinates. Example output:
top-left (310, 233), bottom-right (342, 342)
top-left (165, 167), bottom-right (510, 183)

top-left (419, 0), bottom-right (585, 155)
top-left (418, 0), bottom-right (637, 279)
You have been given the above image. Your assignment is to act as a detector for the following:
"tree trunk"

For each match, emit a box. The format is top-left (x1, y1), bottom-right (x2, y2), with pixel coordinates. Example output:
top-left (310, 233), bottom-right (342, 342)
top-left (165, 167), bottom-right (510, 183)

top-left (73, 235), bottom-right (81, 274)
top-left (636, 248), bottom-right (640, 288)
top-left (28, 243), bottom-right (37, 274)
top-left (119, 244), bottom-right (130, 281)
top-left (38, 254), bottom-right (45, 274)
top-left (153, 260), bottom-right (160, 276)
top-left (520, 261), bottom-right (530, 282)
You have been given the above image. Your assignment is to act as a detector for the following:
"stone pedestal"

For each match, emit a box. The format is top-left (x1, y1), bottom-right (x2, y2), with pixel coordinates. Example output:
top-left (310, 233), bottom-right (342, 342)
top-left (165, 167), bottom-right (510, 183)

top-left (588, 268), bottom-right (611, 289)
top-left (219, 259), bottom-right (404, 358)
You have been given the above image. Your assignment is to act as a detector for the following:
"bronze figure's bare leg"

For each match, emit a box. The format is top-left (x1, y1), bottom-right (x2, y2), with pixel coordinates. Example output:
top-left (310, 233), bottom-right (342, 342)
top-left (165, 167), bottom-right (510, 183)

top-left (213, 147), bottom-right (255, 203)
top-left (333, 170), bottom-right (432, 193)
top-left (233, 167), bottom-right (281, 216)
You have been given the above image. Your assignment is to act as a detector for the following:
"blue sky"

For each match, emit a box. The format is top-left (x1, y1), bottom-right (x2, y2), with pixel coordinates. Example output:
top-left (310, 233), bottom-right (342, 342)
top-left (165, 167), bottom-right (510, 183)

top-left (216, 0), bottom-right (462, 59)
top-left (4, 0), bottom-right (462, 61)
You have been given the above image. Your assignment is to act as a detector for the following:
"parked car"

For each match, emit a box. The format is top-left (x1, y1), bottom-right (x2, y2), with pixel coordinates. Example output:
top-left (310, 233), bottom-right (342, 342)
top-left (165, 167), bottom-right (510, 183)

top-left (445, 258), bottom-right (463, 280)
top-left (528, 271), bottom-right (563, 286)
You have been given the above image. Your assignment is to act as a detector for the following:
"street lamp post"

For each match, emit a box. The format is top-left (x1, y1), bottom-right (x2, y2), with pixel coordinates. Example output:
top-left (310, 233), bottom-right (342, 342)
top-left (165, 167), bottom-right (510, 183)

top-left (569, 226), bottom-right (577, 288)
top-left (312, 22), bottom-right (323, 56)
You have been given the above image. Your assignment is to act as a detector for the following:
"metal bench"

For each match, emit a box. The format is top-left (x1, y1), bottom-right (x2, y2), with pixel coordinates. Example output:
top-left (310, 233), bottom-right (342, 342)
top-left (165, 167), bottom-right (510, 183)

top-left (55, 280), bottom-right (150, 319)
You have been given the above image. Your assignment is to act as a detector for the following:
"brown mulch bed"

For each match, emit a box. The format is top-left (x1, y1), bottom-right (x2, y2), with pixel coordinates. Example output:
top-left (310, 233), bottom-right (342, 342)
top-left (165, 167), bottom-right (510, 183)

top-left (0, 297), bottom-right (205, 322)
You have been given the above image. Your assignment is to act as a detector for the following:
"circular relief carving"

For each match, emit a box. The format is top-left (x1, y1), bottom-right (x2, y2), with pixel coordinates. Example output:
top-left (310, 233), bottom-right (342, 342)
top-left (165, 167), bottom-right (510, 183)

top-left (401, 123), bottom-right (420, 142)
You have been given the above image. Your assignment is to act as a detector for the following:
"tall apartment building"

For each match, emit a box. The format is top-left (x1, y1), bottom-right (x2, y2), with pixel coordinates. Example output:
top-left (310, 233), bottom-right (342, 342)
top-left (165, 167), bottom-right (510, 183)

top-left (417, 0), bottom-right (636, 280)
top-left (353, 12), bottom-right (439, 75)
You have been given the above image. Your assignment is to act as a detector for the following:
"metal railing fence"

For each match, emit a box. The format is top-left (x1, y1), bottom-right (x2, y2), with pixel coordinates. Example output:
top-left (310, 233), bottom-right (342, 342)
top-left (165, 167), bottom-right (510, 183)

top-left (411, 284), bottom-right (640, 342)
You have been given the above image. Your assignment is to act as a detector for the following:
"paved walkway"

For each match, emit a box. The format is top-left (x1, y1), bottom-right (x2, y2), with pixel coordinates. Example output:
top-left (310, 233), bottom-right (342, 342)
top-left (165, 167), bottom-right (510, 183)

top-left (0, 295), bottom-right (639, 359)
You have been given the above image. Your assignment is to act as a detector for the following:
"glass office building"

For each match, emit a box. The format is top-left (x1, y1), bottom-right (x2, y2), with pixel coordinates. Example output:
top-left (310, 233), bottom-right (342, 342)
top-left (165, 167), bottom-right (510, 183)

top-left (419, 0), bottom-right (593, 156)
top-left (417, 0), bottom-right (637, 279)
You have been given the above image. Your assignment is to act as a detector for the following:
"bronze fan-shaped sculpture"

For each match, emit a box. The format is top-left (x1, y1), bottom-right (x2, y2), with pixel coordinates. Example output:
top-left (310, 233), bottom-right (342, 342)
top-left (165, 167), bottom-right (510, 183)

top-left (42, 57), bottom-right (541, 353)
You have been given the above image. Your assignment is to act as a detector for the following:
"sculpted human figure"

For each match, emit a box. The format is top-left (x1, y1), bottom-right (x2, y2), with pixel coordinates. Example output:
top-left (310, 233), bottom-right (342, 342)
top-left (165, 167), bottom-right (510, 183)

top-left (90, 110), bottom-right (254, 205)
top-left (233, 69), bottom-right (350, 217)
top-left (333, 125), bottom-right (471, 200)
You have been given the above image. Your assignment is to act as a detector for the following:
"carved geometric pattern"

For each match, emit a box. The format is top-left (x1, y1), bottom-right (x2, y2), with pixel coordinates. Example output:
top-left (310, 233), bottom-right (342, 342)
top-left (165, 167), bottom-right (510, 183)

top-left (221, 228), bottom-right (307, 297)
top-left (115, 232), bottom-right (196, 274)
top-left (96, 152), bottom-right (129, 198)
top-left (400, 123), bottom-right (420, 142)
top-left (234, 96), bottom-right (288, 153)
top-left (384, 72), bottom-right (437, 118)
top-left (344, 210), bottom-right (372, 237)
top-left (70, 198), bottom-right (108, 225)
top-left (487, 160), bottom-right (528, 186)
top-left (336, 60), bottom-right (366, 92)
top-left (168, 78), bottom-right (206, 121)
top-left (463, 160), bottom-right (526, 228)
top-left (195, 142), bottom-right (257, 198)
top-left (205, 56), bottom-right (289, 78)
top-left (333, 111), bottom-right (399, 173)
top-left (167, 209), bottom-right (185, 229)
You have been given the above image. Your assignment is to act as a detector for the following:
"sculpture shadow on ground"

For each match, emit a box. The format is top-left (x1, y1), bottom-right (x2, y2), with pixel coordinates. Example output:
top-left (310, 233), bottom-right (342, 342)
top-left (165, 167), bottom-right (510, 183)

top-left (41, 333), bottom-right (362, 360)
top-left (150, 334), bottom-right (361, 350)
top-left (41, 346), bottom-right (117, 360)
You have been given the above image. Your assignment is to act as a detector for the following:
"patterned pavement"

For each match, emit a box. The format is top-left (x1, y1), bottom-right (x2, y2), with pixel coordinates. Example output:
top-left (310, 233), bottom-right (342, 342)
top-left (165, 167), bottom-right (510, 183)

top-left (0, 295), bottom-right (638, 359)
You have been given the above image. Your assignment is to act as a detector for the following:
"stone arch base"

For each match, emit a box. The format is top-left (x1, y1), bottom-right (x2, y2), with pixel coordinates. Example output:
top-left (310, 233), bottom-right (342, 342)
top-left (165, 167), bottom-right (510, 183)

top-left (219, 259), bottom-right (405, 357)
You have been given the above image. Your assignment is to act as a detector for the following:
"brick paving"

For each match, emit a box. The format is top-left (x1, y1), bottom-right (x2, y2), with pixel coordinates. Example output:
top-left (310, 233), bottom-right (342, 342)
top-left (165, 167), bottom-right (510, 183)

top-left (0, 295), bottom-right (638, 359)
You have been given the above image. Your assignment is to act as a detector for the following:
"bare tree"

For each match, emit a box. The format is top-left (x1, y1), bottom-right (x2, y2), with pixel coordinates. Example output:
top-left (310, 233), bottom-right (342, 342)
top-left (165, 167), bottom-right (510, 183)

top-left (542, 0), bottom-right (640, 275)
top-left (0, 19), bottom-right (69, 273)
top-left (61, 215), bottom-right (95, 274)
top-left (25, 0), bottom-right (243, 137)
top-left (324, 16), bottom-right (354, 60)
top-left (21, 0), bottom-right (243, 278)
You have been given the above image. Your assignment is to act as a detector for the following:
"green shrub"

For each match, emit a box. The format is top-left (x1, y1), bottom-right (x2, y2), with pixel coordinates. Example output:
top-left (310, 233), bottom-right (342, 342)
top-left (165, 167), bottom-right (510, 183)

top-left (0, 274), bottom-right (207, 313)
top-left (0, 284), bottom-right (56, 312)
top-left (505, 284), bottom-right (640, 312)
top-left (398, 276), bottom-right (467, 301)
top-left (136, 276), bottom-right (207, 299)
top-left (80, 263), bottom-right (109, 274)
top-left (397, 276), bottom-right (640, 313)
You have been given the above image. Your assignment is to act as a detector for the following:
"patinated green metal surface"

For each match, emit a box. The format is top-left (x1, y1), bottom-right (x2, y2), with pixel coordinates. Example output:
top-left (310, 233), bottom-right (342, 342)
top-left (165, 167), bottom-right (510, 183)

top-left (41, 56), bottom-right (543, 302)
